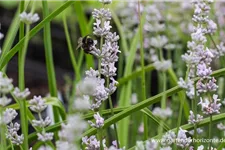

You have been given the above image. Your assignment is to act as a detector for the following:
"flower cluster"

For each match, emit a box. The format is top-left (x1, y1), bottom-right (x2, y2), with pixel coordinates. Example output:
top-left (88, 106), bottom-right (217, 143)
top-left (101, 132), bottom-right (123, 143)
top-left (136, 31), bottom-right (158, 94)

top-left (176, 128), bottom-right (192, 148)
top-left (0, 72), bottom-right (26, 146)
top-left (179, 0), bottom-right (222, 148)
top-left (180, 0), bottom-right (222, 116)
top-left (161, 131), bottom-right (176, 146)
top-left (82, 136), bottom-right (102, 150)
top-left (80, 0), bottom-right (121, 148)
top-left (4, 108), bottom-right (24, 145)
top-left (198, 94), bottom-right (221, 115)
top-left (79, 68), bottom-right (109, 110)
top-left (13, 87), bottom-right (30, 100)
top-left (118, 3), bottom-right (175, 71)
top-left (0, 72), bottom-right (13, 94)
top-left (181, 0), bottom-right (218, 96)
top-left (189, 128), bottom-right (203, 135)
top-left (152, 107), bottom-right (173, 119)
top-left (20, 12), bottom-right (40, 24)
top-left (88, 112), bottom-right (104, 128)
top-left (0, 73), bottom-right (13, 114)
top-left (56, 114), bottom-right (87, 150)
top-left (188, 110), bottom-right (203, 124)
top-left (29, 96), bottom-right (53, 142)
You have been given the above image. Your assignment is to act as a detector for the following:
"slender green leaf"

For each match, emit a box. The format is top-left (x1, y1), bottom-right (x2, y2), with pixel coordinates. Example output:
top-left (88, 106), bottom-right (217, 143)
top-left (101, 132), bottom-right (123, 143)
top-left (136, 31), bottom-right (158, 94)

top-left (0, 1), bottom-right (75, 70)
top-left (83, 68), bottom-right (225, 137)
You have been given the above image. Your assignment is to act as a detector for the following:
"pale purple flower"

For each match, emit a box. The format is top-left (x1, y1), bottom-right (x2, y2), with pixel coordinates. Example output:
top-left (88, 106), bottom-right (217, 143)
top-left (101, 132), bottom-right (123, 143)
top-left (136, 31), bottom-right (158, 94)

top-left (108, 140), bottom-right (125, 150)
top-left (29, 96), bottom-right (47, 113)
top-left (6, 122), bottom-right (24, 145)
top-left (32, 116), bottom-right (51, 128)
top-left (3, 108), bottom-right (18, 124)
top-left (153, 60), bottom-right (172, 71)
top-left (145, 139), bottom-right (158, 150)
top-left (189, 128), bottom-right (203, 135)
top-left (0, 96), bottom-right (12, 107)
top-left (216, 42), bottom-right (225, 56)
top-left (178, 77), bottom-right (195, 99)
top-left (58, 114), bottom-right (87, 142)
top-left (13, 87), bottom-right (30, 100)
top-left (207, 19), bottom-right (217, 34)
top-left (206, 77), bottom-right (218, 91)
top-left (188, 110), bottom-right (203, 124)
top-left (150, 35), bottom-right (168, 48)
top-left (20, 12), bottom-right (39, 24)
top-left (88, 112), bottom-right (104, 128)
top-left (152, 107), bottom-right (173, 119)
top-left (73, 95), bottom-right (90, 111)
top-left (93, 20), bottom-right (112, 36)
top-left (77, 77), bottom-right (98, 96)
top-left (93, 78), bottom-right (108, 102)
top-left (217, 123), bottom-right (225, 130)
top-left (198, 94), bottom-right (221, 115)
top-left (176, 128), bottom-right (191, 148)
top-left (0, 72), bottom-right (13, 94)
top-left (161, 131), bottom-right (176, 146)
top-left (37, 131), bottom-right (54, 142)
top-left (85, 68), bottom-right (100, 78)
top-left (92, 8), bottom-right (111, 20)
top-left (82, 136), bottom-right (101, 150)
top-left (196, 63), bottom-right (212, 78)
top-left (108, 77), bottom-right (118, 95)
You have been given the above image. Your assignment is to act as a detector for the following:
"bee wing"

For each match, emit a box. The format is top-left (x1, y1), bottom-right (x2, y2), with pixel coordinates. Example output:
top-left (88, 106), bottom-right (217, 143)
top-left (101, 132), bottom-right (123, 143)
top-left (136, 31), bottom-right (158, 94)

top-left (76, 37), bottom-right (83, 50)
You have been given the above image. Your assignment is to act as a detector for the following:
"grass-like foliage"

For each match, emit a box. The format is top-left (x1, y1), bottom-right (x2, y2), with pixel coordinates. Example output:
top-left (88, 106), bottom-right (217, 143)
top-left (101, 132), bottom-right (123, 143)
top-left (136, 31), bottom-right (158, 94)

top-left (1, 0), bottom-right (225, 150)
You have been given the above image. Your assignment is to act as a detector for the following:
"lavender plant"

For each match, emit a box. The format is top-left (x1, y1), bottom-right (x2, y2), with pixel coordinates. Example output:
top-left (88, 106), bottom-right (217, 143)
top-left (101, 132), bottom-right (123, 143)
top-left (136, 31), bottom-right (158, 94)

top-left (2, 0), bottom-right (225, 150)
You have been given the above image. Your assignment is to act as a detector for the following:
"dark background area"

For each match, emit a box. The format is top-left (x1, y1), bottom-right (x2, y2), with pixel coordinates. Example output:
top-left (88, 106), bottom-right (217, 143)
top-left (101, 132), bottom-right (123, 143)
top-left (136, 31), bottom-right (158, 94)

top-left (0, 4), bottom-right (76, 99)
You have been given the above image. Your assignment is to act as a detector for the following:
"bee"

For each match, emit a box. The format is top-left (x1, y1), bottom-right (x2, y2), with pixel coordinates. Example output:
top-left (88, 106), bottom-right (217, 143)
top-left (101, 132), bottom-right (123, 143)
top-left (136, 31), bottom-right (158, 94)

top-left (76, 35), bottom-right (94, 54)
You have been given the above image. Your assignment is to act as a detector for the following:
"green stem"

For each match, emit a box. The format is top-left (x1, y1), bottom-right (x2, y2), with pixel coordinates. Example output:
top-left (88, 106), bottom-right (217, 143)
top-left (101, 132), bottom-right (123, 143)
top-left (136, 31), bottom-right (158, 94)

top-left (209, 114), bottom-right (213, 149)
top-left (161, 72), bottom-right (167, 108)
top-left (99, 129), bottom-right (104, 150)
top-left (19, 145), bottom-right (24, 150)
top-left (176, 66), bottom-right (190, 134)
top-left (19, 25), bottom-right (30, 90)
top-left (42, 1), bottom-right (60, 124)
top-left (193, 67), bottom-right (198, 149)
top-left (97, 7), bottom-right (105, 149)
top-left (138, 0), bottom-right (148, 140)
top-left (62, 15), bottom-right (80, 80)
top-left (0, 106), bottom-right (6, 150)
top-left (158, 72), bottom-right (167, 136)
top-left (62, 14), bottom-right (81, 113)
top-left (107, 77), bottom-right (120, 148)
top-left (18, 0), bottom-right (26, 150)
top-left (19, 101), bottom-right (28, 150)
top-left (18, 21), bottom-right (30, 150)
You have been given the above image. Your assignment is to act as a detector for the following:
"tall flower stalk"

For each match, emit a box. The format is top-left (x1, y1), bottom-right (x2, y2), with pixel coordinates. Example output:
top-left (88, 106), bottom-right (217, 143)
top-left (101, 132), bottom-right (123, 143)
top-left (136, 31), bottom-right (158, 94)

top-left (180, 0), bottom-right (220, 149)
top-left (19, 8), bottom-right (40, 149)
top-left (89, 0), bottom-right (120, 148)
